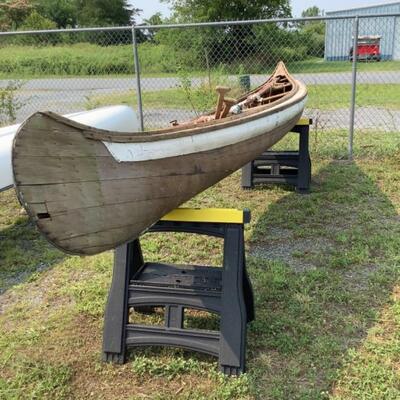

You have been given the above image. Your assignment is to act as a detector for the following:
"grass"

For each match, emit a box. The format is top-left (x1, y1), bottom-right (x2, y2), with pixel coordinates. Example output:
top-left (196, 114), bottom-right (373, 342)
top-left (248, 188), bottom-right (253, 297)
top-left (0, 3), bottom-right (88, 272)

top-left (0, 44), bottom-right (399, 78)
top-left (288, 58), bottom-right (400, 74)
top-left (1, 130), bottom-right (400, 399)
top-left (307, 84), bottom-right (400, 110)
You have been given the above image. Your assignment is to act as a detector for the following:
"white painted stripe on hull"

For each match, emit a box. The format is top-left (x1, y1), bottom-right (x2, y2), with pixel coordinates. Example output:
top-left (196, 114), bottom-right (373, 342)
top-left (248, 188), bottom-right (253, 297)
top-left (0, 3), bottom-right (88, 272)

top-left (103, 97), bottom-right (307, 163)
top-left (1, 105), bottom-right (138, 192)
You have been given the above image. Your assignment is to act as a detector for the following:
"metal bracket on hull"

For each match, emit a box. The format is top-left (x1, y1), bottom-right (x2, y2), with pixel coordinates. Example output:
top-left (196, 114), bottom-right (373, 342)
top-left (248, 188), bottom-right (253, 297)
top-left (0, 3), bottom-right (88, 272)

top-left (241, 117), bottom-right (312, 193)
top-left (102, 208), bottom-right (254, 376)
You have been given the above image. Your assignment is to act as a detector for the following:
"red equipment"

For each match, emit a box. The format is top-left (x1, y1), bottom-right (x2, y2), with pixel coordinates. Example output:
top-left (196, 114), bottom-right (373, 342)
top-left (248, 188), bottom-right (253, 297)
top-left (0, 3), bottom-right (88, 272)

top-left (349, 35), bottom-right (381, 61)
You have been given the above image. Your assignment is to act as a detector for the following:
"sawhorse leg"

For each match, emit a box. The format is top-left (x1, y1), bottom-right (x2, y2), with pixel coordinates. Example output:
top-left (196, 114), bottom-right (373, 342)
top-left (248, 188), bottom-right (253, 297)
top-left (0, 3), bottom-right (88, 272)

top-left (103, 239), bottom-right (143, 363)
top-left (219, 225), bottom-right (247, 375)
top-left (296, 125), bottom-right (311, 193)
top-left (241, 161), bottom-right (253, 189)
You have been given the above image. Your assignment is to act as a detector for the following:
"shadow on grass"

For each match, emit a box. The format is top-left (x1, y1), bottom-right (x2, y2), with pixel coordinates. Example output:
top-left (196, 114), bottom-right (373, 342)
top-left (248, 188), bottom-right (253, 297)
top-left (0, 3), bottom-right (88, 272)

top-left (246, 160), bottom-right (400, 398)
top-left (0, 191), bottom-right (65, 296)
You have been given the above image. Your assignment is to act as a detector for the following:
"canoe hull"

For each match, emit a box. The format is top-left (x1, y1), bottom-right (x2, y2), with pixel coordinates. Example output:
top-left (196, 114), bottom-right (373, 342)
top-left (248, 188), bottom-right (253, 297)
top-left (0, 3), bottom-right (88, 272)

top-left (13, 62), bottom-right (307, 255)
top-left (13, 105), bottom-right (303, 255)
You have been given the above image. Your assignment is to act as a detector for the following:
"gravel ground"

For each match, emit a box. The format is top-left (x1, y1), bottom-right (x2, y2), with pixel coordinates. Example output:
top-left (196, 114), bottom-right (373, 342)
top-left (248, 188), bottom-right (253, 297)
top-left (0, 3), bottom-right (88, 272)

top-left (250, 227), bottom-right (335, 273)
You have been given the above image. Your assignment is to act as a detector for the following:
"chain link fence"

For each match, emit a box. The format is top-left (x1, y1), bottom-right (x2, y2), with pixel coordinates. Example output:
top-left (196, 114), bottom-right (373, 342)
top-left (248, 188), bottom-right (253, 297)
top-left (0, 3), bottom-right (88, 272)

top-left (0, 14), bottom-right (399, 157)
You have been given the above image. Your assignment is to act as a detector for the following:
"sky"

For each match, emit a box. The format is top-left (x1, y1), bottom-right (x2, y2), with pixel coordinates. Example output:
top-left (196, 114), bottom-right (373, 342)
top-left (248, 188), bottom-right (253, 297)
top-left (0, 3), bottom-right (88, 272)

top-left (130, 0), bottom-right (397, 21)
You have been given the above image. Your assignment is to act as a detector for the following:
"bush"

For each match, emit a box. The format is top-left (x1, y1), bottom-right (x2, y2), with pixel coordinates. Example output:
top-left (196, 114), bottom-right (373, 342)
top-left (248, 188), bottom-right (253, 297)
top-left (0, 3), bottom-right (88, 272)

top-left (138, 42), bottom-right (180, 73)
top-left (20, 11), bottom-right (57, 31)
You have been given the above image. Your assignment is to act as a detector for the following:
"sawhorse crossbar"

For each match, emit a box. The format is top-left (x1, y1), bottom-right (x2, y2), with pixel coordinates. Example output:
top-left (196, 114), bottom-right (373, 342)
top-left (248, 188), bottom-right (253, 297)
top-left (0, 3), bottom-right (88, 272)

top-left (241, 117), bottom-right (312, 193)
top-left (102, 208), bottom-right (254, 375)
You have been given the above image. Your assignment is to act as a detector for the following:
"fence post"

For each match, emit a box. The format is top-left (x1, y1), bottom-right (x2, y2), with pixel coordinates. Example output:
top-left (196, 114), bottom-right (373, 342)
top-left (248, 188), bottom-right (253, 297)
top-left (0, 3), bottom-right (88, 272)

top-left (349, 16), bottom-right (359, 160)
top-left (132, 26), bottom-right (144, 131)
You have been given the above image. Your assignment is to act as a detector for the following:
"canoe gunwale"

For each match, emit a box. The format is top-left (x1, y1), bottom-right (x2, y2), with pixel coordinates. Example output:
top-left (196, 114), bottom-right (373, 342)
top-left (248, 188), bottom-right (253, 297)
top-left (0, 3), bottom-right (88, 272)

top-left (0, 184), bottom-right (13, 193)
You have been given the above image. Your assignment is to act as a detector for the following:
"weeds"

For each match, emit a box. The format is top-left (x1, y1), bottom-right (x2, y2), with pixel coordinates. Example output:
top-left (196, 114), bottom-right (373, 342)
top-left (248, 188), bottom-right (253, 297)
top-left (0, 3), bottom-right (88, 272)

top-left (131, 355), bottom-right (205, 379)
top-left (167, 65), bottom-right (246, 116)
top-left (0, 80), bottom-right (24, 126)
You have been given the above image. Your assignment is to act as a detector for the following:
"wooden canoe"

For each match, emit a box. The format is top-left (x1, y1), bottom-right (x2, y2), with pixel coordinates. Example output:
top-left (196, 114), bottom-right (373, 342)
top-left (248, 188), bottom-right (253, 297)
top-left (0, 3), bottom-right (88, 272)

top-left (12, 61), bottom-right (307, 255)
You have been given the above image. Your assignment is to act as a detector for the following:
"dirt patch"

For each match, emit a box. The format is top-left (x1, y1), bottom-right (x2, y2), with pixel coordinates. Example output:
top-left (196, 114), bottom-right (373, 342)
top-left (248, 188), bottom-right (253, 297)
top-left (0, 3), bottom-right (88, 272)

top-left (342, 264), bottom-right (380, 291)
top-left (0, 261), bottom-right (53, 297)
top-left (250, 234), bottom-right (335, 272)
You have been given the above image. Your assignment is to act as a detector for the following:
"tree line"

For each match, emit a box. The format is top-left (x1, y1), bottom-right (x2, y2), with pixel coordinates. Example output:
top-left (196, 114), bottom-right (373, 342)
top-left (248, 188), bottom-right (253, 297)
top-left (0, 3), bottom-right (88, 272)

top-left (0, 0), bottom-right (138, 31)
top-left (137, 3), bottom-right (325, 71)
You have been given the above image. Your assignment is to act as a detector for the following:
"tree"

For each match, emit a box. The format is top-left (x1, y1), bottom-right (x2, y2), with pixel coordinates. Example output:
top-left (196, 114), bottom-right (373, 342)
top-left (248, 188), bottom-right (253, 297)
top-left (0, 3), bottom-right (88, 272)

top-left (36, 0), bottom-right (78, 28)
top-left (164, 0), bottom-right (291, 22)
top-left (141, 12), bottom-right (163, 41)
top-left (0, 0), bottom-right (34, 29)
top-left (0, 0), bottom-right (143, 31)
top-left (144, 12), bottom-right (163, 26)
top-left (74, 0), bottom-right (138, 27)
top-left (301, 6), bottom-right (323, 18)
top-left (159, 0), bottom-right (292, 66)
top-left (299, 6), bottom-right (325, 57)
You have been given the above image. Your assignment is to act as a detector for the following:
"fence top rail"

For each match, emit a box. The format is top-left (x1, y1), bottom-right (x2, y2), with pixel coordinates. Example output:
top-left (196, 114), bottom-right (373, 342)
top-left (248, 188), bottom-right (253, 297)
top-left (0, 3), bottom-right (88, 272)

top-left (0, 12), bottom-right (399, 36)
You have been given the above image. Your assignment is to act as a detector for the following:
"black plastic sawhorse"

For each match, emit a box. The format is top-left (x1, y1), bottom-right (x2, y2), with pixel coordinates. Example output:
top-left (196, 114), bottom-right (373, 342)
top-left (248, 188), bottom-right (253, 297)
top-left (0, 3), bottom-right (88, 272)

top-left (241, 118), bottom-right (312, 193)
top-left (102, 208), bottom-right (254, 375)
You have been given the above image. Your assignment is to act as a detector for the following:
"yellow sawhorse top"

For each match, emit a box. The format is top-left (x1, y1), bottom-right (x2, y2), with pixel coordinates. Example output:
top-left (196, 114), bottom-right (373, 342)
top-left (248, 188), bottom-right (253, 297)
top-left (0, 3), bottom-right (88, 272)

top-left (161, 208), bottom-right (250, 224)
top-left (297, 117), bottom-right (312, 126)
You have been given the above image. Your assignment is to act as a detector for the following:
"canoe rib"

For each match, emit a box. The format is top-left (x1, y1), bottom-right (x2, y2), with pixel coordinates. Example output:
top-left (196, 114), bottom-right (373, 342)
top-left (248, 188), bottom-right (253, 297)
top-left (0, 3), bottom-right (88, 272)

top-left (12, 62), bottom-right (307, 256)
